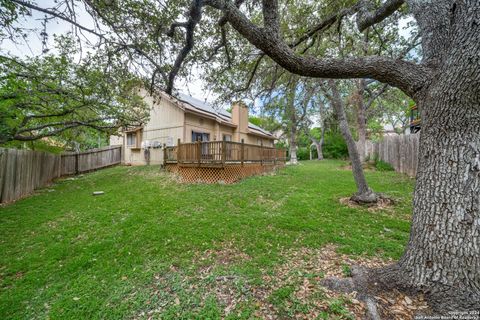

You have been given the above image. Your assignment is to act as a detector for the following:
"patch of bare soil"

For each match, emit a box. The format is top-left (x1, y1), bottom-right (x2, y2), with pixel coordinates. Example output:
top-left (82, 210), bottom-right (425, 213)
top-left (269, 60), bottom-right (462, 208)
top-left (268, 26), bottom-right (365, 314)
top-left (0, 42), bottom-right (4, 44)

top-left (340, 196), bottom-right (396, 212)
top-left (339, 162), bottom-right (376, 171)
top-left (196, 244), bottom-right (252, 275)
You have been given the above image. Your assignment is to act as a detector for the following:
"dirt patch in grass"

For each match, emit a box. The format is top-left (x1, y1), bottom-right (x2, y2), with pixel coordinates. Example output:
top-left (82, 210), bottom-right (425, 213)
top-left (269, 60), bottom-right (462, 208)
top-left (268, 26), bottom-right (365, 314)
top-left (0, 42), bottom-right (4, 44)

top-left (339, 162), bottom-right (376, 171)
top-left (339, 196), bottom-right (396, 212)
top-left (196, 243), bottom-right (252, 275)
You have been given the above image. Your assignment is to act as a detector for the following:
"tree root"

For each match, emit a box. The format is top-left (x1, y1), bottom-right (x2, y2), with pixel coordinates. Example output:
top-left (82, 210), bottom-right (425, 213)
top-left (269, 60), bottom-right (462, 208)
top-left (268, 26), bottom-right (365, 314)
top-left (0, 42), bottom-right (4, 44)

top-left (321, 263), bottom-right (480, 318)
top-left (349, 191), bottom-right (393, 205)
top-left (322, 265), bottom-right (387, 319)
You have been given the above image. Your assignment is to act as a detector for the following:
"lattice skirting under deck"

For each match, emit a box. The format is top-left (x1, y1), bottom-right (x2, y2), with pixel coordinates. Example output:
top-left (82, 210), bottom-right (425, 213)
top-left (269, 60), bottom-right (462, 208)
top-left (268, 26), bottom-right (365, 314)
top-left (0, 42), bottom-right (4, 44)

top-left (165, 163), bottom-right (284, 184)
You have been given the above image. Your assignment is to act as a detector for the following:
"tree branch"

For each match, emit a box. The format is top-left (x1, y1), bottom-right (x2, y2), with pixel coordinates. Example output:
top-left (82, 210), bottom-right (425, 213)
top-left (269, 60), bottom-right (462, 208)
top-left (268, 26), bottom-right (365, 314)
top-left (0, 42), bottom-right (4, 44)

top-left (290, 5), bottom-right (358, 49)
top-left (10, 0), bottom-right (105, 38)
top-left (13, 120), bottom-right (117, 142)
top-left (166, 0), bottom-right (203, 94)
top-left (214, 0), bottom-right (429, 98)
top-left (233, 53), bottom-right (265, 93)
top-left (166, 22), bottom-right (189, 37)
top-left (356, 0), bottom-right (405, 32)
top-left (262, 0), bottom-right (280, 36)
top-left (365, 82), bottom-right (389, 109)
top-left (15, 117), bottom-right (110, 134)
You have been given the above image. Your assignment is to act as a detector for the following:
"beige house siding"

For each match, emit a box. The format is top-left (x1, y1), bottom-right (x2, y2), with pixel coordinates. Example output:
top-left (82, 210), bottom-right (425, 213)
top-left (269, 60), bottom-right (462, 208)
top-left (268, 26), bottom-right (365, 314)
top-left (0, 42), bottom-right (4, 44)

top-left (123, 90), bottom-right (185, 165)
top-left (184, 113), bottom-right (236, 142)
top-left (109, 135), bottom-right (123, 146)
top-left (243, 134), bottom-right (274, 147)
top-left (184, 113), bottom-right (215, 142)
top-left (219, 126), bottom-right (235, 141)
top-left (112, 89), bottom-right (275, 165)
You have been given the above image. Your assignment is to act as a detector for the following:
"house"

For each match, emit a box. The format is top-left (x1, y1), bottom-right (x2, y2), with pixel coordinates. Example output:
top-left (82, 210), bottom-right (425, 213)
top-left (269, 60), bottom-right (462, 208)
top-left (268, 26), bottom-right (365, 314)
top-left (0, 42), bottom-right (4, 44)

top-left (110, 88), bottom-right (276, 166)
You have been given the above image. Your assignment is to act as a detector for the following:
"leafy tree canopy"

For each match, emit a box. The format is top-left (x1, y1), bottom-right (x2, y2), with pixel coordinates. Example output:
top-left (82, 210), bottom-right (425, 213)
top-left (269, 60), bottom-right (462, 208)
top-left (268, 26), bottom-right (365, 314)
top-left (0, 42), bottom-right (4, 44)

top-left (0, 35), bottom-right (149, 145)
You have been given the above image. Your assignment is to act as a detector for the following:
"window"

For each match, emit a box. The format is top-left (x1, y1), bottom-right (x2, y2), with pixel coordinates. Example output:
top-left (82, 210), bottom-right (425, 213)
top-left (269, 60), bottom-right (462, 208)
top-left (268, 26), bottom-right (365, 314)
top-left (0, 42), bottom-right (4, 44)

top-left (126, 129), bottom-right (142, 148)
top-left (257, 139), bottom-right (262, 145)
top-left (192, 131), bottom-right (210, 142)
top-left (127, 133), bottom-right (136, 147)
top-left (222, 134), bottom-right (232, 141)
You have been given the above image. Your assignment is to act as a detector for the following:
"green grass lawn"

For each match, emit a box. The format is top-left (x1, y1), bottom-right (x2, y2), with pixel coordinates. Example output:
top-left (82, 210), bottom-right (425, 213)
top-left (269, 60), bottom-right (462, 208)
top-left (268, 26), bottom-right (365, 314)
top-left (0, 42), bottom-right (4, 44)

top-left (0, 160), bottom-right (415, 319)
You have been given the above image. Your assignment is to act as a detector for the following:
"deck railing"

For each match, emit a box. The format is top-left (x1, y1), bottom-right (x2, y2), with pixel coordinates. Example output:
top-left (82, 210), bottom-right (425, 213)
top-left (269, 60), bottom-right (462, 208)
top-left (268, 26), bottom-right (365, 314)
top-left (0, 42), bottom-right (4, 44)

top-left (164, 140), bottom-right (286, 165)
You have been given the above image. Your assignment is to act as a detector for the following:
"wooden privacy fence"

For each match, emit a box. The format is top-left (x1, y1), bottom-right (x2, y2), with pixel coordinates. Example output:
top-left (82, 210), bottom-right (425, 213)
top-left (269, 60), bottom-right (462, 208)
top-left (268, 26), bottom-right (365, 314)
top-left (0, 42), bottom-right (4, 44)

top-left (164, 140), bottom-right (287, 166)
top-left (60, 145), bottom-right (122, 175)
top-left (0, 145), bottom-right (122, 203)
top-left (362, 134), bottom-right (420, 177)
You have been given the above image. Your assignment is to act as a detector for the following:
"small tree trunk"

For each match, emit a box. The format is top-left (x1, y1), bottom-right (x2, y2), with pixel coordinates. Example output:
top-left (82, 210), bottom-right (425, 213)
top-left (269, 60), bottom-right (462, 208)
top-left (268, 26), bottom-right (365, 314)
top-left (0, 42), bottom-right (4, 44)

top-left (289, 133), bottom-right (298, 164)
top-left (356, 80), bottom-right (368, 162)
top-left (328, 80), bottom-right (377, 203)
top-left (314, 142), bottom-right (322, 160)
top-left (308, 129), bottom-right (324, 160)
top-left (288, 107), bottom-right (298, 165)
top-left (317, 125), bottom-right (325, 160)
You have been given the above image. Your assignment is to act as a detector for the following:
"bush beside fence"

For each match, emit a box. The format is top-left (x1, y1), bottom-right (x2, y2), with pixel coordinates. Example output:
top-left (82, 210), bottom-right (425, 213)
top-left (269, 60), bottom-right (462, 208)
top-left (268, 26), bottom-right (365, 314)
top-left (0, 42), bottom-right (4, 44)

top-left (0, 145), bottom-right (121, 203)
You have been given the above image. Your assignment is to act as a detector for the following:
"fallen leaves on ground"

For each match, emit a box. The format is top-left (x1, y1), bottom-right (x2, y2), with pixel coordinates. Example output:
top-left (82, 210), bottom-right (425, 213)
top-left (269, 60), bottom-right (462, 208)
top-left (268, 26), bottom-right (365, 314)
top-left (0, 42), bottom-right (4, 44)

top-left (135, 243), bottom-right (429, 319)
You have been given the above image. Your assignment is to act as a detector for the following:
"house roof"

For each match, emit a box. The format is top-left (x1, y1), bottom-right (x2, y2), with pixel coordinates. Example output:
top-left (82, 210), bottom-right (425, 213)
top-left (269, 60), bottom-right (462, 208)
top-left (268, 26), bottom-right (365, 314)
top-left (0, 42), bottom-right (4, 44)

top-left (176, 93), bottom-right (273, 138)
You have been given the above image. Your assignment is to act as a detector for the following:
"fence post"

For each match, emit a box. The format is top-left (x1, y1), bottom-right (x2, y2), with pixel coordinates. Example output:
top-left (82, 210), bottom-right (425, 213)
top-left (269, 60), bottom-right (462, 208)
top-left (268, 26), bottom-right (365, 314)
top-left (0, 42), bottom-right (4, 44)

top-left (241, 139), bottom-right (244, 166)
top-left (75, 152), bottom-right (79, 175)
top-left (222, 140), bottom-right (226, 165)
top-left (260, 140), bottom-right (264, 166)
top-left (163, 143), bottom-right (167, 166)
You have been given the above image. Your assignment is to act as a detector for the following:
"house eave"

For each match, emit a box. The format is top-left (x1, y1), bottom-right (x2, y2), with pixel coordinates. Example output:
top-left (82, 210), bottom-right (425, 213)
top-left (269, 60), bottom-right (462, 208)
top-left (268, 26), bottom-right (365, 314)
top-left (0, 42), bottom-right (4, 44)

top-left (124, 127), bottom-right (143, 133)
top-left (247, 130), bottom-right (274, 140)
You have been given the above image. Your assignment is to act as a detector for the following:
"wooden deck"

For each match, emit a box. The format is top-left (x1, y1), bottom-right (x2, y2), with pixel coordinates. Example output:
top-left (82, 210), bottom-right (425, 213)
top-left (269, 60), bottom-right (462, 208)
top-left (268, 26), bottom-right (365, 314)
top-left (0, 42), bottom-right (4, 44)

top-left (164, 140), bottom-right (286, 166)
top-left (163, 140), bottom-right (286, 183)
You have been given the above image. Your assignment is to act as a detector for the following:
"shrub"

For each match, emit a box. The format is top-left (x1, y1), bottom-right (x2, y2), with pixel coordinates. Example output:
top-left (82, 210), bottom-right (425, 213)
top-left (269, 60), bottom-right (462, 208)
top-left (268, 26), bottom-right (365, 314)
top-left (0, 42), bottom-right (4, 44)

top-left (323, 132), bottom-right (348, 159)
top-left (296, 147), bottom-right (310, 160)
top-left (375, 159), bottom-right (395, 171)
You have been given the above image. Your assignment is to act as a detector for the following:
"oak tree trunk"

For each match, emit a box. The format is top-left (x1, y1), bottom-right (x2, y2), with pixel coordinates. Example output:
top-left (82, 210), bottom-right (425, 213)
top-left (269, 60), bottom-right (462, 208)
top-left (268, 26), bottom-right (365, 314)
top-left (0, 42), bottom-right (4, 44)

top-left (316, 125), bottom-right (325, 160)
top-left (399, 2), bottom-right (480, 309)
top-left (308, 125), bottom-right (325, 160)
top-left (356, 80), bottom-right (368, 162)
top-left (394, 2), bottom-right (480, 308)
top-left (288, 93), bottom-right (299, 165)
top-left (315, 144), bottom-right (323, 160)
top-left (329, 80), bottom-right (377, 203)
top-left (315, 143), bottom-right (323, 160)
top-left (289, 127), bottom-right (298, 164)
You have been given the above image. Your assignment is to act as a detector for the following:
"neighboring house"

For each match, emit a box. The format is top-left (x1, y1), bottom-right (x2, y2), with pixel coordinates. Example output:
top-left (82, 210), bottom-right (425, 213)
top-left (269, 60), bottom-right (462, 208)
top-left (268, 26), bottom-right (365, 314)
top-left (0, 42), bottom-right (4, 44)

top-left (110, 88), bottom-right (276, 165)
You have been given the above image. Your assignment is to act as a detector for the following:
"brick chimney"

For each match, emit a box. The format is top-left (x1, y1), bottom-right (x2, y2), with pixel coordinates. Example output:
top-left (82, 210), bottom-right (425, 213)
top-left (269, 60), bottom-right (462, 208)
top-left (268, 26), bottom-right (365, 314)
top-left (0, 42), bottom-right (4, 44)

top-left (231, 101), bottom-right (249, 141)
